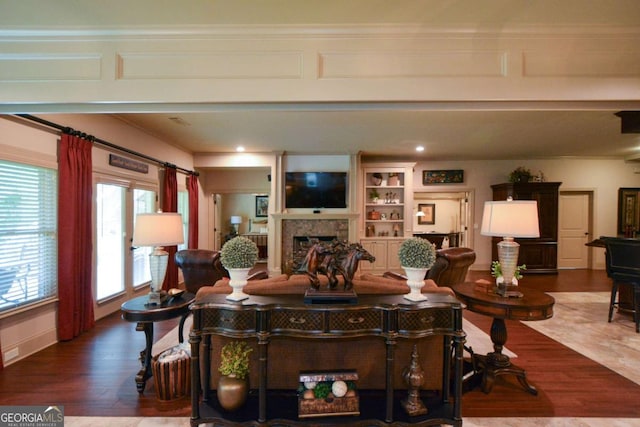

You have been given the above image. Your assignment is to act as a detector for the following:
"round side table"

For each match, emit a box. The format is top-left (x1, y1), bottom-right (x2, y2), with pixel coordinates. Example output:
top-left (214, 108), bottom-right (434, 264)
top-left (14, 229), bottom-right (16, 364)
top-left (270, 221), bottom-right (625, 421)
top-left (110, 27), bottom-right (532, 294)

top-left (121, 292), bottom-right (195, 393)
top-left (452, 282), bottom-right (554, 395)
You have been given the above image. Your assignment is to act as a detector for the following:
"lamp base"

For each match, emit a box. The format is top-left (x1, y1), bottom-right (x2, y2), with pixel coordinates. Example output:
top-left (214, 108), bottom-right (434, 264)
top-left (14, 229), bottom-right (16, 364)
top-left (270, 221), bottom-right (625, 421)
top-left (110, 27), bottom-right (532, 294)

top-left (146, 290), bottom-right (162, 306)
top-left (494, 285), bottom-right (523, 298)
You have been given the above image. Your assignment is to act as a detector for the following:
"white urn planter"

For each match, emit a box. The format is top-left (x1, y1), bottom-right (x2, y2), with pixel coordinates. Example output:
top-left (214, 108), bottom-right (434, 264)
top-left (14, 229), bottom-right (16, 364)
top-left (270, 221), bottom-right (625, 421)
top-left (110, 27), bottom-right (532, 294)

top-left (226, 267), bottom-right (252, 301)
top-left (402, 267), bottom-right (428, 301)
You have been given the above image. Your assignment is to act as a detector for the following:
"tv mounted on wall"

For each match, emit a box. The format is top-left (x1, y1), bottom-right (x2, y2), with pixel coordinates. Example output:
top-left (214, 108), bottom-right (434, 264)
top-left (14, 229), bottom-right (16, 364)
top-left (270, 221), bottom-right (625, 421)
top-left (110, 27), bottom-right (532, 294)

top-left (285, 172), bottom-right (348, 209)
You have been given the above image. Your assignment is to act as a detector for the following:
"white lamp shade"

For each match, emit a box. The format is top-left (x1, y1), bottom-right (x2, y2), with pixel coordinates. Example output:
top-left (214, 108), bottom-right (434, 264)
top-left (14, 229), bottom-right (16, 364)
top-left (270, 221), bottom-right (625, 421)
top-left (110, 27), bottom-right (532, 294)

top-left (132, 212), bottom-right (184, 247)
top-left (230, 215), bottom-right (243, 225)
top-left (481, 200), bottom-right (540, 238)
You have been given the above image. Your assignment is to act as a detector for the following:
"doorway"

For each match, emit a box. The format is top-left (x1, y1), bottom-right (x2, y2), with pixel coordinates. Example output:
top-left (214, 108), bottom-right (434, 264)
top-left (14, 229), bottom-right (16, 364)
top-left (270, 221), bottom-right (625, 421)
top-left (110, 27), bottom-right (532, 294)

top-left (558, 191), bottom-right (593, 269)
top-left (413, 190), bottom-right (473, 248)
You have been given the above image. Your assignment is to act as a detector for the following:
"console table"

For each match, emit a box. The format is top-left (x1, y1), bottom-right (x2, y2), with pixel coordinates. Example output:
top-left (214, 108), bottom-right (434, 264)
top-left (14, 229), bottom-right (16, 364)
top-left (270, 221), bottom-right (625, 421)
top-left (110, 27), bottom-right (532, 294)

top-left (189, 294), bottom-right (465, 426)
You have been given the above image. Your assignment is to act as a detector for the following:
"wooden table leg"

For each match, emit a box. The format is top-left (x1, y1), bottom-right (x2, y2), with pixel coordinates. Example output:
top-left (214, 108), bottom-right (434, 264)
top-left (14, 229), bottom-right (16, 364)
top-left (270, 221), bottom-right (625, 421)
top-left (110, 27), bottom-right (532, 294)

top-left (475, 317), bottom-right (537, 395)
top-left (135, 321), bottom-right (154, 394)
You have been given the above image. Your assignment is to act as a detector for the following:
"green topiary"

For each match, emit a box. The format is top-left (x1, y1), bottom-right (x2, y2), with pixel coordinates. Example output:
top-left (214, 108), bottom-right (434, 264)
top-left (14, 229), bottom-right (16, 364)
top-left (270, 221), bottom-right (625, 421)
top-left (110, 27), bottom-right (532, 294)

top-left (398, 237), bottom-right (436, 269)
top-left (219, 341), bottom-right (253, 380)
top-left (220, 236), bottom-right (259, 269)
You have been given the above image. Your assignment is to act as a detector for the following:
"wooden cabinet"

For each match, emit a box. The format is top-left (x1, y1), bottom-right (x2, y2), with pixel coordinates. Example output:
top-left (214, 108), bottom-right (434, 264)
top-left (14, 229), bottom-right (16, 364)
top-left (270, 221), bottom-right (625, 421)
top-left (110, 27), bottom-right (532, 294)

top-left (490, 182), bottom-right (562, 273)
top-left (360, 238), bottom-right (403, 274)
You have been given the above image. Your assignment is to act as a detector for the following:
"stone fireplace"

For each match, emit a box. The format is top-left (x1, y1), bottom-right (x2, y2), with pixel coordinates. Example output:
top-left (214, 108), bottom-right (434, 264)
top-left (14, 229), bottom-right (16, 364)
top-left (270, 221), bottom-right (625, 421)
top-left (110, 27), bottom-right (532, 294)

top-left (276, 214), bottom-right (357, 274)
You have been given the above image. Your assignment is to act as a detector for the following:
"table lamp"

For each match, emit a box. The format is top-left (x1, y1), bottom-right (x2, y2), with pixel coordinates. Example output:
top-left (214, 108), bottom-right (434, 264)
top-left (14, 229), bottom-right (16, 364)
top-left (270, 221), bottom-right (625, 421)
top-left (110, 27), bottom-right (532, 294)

top-left (481, 197), bottom-right (539, 296)
top-left (132, 212), bottom-right (184, 305)
top-left (230, 215), bottom-right (242, 234)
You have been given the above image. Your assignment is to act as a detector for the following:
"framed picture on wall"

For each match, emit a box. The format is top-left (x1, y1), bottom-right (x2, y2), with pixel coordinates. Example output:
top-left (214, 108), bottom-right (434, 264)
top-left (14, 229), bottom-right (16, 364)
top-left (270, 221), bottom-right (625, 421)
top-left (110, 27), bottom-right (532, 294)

top-left (255, 195), bottom-right (269, 217)
top-left (417, 204), bottom-right (435, 225)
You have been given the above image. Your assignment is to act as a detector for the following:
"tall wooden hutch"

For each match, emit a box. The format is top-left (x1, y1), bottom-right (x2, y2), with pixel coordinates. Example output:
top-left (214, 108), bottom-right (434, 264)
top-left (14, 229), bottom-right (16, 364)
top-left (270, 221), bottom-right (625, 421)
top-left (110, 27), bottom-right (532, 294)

top-left (490, 182), bottom-right (562, 273)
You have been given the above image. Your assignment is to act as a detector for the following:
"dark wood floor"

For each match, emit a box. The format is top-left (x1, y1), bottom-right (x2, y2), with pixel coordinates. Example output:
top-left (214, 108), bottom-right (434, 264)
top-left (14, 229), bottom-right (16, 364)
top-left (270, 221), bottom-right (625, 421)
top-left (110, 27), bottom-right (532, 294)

top-left (1, 269), bottom-right (639, 419)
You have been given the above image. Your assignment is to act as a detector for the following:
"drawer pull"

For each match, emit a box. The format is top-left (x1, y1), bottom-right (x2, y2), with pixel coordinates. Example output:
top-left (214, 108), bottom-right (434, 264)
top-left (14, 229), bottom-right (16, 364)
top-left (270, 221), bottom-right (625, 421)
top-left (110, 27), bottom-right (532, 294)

top-left (420, 316), bottom-right (435, 324)
top-left (289, 317), bottom-right (306, 324)
top-left (221, 317), bottom-right (233, 323)
top-left (348, 317), bottom-right (365, 324)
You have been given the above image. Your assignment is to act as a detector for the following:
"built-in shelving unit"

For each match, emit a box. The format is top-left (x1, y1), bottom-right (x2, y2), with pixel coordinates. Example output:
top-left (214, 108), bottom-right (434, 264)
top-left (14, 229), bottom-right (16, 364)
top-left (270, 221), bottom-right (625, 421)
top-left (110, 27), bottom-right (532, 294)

top-left (360, 163), bottom-right (415, 274)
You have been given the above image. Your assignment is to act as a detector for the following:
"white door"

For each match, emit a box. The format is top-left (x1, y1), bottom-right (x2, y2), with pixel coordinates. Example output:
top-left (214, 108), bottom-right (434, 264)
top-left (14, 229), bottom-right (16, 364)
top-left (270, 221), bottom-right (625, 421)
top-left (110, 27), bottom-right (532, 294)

top-left (558, 192), bottom-right (591, 269)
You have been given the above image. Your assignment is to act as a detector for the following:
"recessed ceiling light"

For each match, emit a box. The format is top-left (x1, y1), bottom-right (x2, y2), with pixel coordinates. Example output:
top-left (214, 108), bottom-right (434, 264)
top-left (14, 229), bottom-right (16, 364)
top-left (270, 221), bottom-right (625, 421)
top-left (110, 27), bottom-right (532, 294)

top-left (236, 146), bottom-right (245, 152)
top-left (416, 146), bottom-right (425, 152)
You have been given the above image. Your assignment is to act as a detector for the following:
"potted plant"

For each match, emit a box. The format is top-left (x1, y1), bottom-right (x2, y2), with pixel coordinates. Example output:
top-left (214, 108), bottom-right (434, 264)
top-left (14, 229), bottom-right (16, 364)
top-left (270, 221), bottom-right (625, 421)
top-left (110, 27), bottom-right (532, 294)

top-left (398, 237), bottom-right (436, 301)
top-left (217, 341), bottom-right (253, 411)
top-left (509, 166), bottom-right (533, 183)
top-left (369, 188), bottom-right (380, 203)
top-left (491, 260), bottom-right (526, 285)
top-left (220, 236), bottom-right (259, 301)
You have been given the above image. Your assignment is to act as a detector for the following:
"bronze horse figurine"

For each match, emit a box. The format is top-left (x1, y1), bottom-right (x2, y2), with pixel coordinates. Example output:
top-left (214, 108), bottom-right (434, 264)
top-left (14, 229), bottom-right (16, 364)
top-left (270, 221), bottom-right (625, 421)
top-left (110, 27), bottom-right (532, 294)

top-left (296, 241), bottom-right (375, 290)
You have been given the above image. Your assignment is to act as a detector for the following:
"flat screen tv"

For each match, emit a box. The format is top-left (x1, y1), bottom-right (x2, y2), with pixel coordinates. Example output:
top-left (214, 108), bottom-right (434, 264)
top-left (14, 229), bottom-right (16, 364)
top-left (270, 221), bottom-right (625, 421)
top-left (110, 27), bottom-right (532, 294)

top-left (285, 172), bottom-right (348, 209)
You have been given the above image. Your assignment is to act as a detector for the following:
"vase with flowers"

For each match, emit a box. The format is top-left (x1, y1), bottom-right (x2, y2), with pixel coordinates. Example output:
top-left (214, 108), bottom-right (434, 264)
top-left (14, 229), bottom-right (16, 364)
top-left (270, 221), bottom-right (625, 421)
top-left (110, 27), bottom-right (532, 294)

top-left (217, 340), bottom-right (253, 411)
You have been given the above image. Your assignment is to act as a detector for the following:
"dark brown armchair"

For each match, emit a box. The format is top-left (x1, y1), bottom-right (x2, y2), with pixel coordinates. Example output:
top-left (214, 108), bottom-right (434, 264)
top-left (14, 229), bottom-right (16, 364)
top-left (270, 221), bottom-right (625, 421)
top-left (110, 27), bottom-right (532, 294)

top-left (383, 247), bottom-right (476, 287)
top-left (175, 249), bottom-right (268, 295)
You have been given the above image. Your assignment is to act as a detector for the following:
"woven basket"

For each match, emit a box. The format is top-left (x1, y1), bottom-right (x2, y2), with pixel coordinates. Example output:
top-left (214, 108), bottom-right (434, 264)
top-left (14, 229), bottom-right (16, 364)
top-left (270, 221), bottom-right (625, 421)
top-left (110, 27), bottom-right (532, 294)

top-left (151, 353), bottom-right (191, 401)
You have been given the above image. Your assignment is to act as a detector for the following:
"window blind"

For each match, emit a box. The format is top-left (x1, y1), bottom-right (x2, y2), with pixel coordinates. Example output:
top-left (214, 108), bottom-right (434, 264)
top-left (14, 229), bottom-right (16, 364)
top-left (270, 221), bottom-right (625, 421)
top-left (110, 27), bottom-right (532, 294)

top-left (0, 159), bottom-right (57, 312)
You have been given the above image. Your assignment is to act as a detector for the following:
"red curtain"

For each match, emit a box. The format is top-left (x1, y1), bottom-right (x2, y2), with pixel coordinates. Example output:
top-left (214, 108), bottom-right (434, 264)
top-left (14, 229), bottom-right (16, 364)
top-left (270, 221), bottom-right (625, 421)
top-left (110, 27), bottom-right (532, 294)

top-left (162, 166), bottom-right (178, 290)
top-left (187, 174), bottom-right (199, 249)
top-left (57, 132), bottom-right (95, 341)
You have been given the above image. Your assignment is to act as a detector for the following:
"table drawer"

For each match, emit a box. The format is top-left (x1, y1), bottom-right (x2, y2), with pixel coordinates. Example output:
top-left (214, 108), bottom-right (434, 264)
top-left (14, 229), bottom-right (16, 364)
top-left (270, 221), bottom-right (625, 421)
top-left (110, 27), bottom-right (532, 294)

top-left (202, 308), bottom-right (257, 332)
top-left (271, 309), bottom-right (324, 332)
top-left (398, 308), bottom-right (452, 332)
top-left (328, 310), bottom-right (382, 333)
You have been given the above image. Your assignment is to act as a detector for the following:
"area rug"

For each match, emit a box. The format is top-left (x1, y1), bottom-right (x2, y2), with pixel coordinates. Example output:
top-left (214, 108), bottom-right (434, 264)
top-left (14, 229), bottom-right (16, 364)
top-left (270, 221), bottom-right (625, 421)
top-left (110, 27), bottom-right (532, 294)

top-left (523, 291), bottom-right (640, 386)
top-left (153, 314), bottom-right (516, 359)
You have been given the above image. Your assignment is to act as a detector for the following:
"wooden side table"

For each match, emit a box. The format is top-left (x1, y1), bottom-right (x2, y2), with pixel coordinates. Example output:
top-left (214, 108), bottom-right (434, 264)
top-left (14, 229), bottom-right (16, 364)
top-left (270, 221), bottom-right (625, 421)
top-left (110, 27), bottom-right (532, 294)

top-left (452, 282), bottom-right (554, 395)
top-left (121, 292), bottom-right (195, 393)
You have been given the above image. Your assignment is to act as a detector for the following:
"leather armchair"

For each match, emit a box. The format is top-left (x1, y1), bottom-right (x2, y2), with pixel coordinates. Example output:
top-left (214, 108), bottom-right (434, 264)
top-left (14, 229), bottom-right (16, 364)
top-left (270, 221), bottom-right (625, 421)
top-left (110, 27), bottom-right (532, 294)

top-left (383, 247), bottom-right (476, 287)
top-left (175, 249), bottom-right (268, 294)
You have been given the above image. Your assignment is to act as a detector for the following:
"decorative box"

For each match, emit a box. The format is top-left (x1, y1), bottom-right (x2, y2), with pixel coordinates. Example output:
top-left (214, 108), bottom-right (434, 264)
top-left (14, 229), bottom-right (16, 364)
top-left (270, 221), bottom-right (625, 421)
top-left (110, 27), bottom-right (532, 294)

top-left (298, 370), bottom-right (359, 418)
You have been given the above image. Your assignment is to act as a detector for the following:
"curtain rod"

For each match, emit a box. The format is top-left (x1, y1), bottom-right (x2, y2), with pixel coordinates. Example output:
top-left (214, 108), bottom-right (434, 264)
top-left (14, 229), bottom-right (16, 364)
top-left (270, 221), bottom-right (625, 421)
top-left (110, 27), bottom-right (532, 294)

top-left (16, 114), bottom-right (198, 176)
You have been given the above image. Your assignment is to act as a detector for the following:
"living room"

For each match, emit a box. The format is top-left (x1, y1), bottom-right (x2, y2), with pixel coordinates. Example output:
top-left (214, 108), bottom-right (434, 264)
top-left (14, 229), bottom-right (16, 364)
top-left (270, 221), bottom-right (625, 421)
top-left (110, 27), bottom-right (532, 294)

top-left (1, 1), bottom-right (640, 426)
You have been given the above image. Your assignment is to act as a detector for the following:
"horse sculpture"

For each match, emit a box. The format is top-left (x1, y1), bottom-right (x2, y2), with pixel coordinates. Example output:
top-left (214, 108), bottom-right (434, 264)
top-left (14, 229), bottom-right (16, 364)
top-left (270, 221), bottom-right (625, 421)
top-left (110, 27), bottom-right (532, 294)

top-left (296, 240), bottom-right (375, 290)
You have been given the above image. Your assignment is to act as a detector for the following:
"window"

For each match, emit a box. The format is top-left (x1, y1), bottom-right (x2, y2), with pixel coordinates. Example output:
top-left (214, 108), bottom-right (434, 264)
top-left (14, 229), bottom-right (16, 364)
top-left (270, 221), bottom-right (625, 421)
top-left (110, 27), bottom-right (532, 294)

top-left (0, 159), bottom-right (57, 313)
top-left (177, 190), bottom-right (189, 250)
top-left (132, 189), bottom-right (156, 287)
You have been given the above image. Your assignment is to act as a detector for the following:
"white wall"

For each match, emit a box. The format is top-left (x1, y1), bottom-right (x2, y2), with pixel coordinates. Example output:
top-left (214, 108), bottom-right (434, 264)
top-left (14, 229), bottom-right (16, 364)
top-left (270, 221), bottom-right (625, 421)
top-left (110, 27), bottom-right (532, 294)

top-left (411, 158), bottom-right (640, 270)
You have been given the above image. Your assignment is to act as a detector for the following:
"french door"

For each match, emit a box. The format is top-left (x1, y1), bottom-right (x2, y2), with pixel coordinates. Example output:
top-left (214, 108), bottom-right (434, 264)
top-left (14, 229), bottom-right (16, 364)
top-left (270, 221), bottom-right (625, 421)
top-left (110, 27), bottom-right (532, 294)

top-left (94, 178), bottom-right (157, 319)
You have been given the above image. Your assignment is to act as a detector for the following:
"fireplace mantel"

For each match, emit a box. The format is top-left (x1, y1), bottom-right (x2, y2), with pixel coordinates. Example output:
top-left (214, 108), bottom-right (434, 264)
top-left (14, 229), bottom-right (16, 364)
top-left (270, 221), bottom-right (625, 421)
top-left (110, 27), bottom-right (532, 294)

top-left (272, 212), bottom-right (359, 220)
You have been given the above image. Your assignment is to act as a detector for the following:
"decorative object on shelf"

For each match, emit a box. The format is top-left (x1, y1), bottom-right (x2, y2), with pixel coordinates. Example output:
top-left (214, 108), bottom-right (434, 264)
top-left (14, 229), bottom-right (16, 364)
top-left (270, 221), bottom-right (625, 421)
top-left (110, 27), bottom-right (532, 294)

top-left (371, 173), bottom-right (383, 186)
top-left (255, 195), bottom-right (268, 217)
top-left (384, 192), bottom-right (399, 204)
top-left (132, 211), bottom-right (184, 306)
top-left (417, 204), bottom-right (435, 225)
top-left (401, 345), bottom-right (428, 416)
top-left (481, 198), bottom-right (539, 297)
top-left (367, 209), bottom-right (381, 220)
top-left (390, 210), bottom-right (400, 220)
top-left (368, 188), bottom-right (380, 203)
top-left (398, 237), bottom-right (436, 301)
top-left (393, 223), bottom-right (401, 237)
top-left (297, 240), bottom-right (375, 294)
top-left (388, 172), bottom-right (400, 186)
top-left (220, 236), bottom-right (259, 301)
top-left (217, 341), bottom-right (253, 411)
top-left (508, 166), bottom-right (533, 183)
top-left (298, 370), bottom-right (359, 418)
top-left (423, 169), bottom-right (463, 185)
